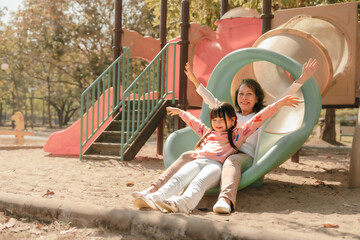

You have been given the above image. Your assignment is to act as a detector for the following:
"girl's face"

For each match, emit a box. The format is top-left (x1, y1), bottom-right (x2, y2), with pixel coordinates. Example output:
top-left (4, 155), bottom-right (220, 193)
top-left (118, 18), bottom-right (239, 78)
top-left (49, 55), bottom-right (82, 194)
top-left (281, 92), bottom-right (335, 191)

top-left (211, 114), bottom-right (235, 132)
top-left (237, 84), bottom-right (258, 116)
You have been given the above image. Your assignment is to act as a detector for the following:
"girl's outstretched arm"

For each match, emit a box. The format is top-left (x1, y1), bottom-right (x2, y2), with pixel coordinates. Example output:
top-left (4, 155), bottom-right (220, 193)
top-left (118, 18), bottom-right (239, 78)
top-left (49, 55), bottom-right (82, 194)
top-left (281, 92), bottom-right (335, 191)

top-left (166, 107), bottom-right (209, 137)
top-left (167, 106), bottom-right (181, 116)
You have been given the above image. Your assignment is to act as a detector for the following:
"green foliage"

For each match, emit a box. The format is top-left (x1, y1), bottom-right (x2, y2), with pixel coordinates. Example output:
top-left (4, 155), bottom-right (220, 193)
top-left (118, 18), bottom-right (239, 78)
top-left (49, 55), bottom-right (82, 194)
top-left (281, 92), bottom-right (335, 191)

top-left (1, 0), bottom-right (115, 126)
top-left (144, 0), bottom-right (224, 39)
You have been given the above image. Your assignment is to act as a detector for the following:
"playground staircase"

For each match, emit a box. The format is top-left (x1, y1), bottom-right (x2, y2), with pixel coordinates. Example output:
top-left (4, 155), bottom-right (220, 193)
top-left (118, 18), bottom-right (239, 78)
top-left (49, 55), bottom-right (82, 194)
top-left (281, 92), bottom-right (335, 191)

top-left (82, 99), bottom-right (171, 160)
top-left (79, 42), bottom-right (178, 161)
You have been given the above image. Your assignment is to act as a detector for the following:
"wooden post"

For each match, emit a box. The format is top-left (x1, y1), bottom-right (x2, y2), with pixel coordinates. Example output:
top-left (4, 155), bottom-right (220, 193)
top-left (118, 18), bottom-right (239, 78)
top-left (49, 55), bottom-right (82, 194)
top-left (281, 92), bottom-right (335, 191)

top-left (30, 92), bottom-right (34, 129)
top-left (113, 0), bottom-right (123, 115)
top-left (261, 0), bottom-right (273, 34)
top-left (221, 0), bottom-right (228, 17)
top-left (157, 0), bottom-right (168, 155)
top-left (178, 0), bottom-right (190, 129)
top-left (113, 0), bottom-right (122, 61)
top-left (349, 106), bottom-right (360, 187)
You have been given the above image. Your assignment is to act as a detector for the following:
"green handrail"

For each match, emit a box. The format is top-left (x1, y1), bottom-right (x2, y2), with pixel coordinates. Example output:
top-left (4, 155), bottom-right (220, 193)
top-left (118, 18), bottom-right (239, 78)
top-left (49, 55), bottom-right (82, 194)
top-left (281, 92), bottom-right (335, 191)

top-left (119, 42), bottom-right (178, 160)
top-left (80, 42), bottom-right (178, 161)
top-left (80, 47), bottom-right (130, 160)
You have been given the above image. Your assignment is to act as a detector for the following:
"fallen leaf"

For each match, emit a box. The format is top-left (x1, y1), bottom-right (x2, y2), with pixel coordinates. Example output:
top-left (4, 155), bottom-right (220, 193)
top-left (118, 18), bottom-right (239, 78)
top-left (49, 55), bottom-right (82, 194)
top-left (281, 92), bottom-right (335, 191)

top-left (126, 181), bottom-right (135, 187)
top-left (35, 224), bottom-right (43, 229)
top-left (315, 180), bottom-right (325, 186)
top-left (323, 224), bottom-right (339, 228)
top-left (42, 190), bottom-right (55, 198)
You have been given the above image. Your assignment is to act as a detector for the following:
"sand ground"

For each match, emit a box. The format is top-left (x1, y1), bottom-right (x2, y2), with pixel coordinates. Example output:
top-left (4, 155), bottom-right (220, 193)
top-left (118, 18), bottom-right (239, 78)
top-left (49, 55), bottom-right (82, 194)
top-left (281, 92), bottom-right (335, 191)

top-left (0, 131), bottom-right (359, 239)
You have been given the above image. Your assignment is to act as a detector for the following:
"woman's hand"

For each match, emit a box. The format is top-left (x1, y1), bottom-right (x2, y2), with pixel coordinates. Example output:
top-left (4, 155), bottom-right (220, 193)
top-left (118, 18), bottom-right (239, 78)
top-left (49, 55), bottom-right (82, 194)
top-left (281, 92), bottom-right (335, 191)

top-left (275, 95), bottom-right (303, 109)
top-left (184, 62), bottom-right (200, 88)
top-left (167, 107), bottom-right (181, 116)
top-left (296, 58), bottom-right (318, 84)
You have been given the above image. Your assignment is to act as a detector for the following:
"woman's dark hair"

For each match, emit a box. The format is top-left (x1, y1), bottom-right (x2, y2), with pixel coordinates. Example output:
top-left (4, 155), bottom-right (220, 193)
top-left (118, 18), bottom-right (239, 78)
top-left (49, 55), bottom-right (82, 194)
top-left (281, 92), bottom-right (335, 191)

top-left (194, 102), bottom-right (238, 151)
top-left (234, 78), bottom-right (265, 113)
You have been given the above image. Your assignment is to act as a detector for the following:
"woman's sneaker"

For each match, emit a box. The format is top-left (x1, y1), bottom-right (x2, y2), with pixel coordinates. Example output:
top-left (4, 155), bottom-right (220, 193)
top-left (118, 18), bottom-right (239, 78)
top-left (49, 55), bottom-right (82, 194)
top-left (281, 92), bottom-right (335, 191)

top-left (213, 198), bottom-right (231, 214)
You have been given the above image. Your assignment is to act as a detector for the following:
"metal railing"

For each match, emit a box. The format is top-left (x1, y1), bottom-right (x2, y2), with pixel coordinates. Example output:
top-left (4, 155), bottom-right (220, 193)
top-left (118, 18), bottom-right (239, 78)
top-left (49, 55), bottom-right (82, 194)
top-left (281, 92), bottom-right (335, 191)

top-left (80, 47), bottom-right (130, 160)
top-left (80, 42), bottom-right (178, 160)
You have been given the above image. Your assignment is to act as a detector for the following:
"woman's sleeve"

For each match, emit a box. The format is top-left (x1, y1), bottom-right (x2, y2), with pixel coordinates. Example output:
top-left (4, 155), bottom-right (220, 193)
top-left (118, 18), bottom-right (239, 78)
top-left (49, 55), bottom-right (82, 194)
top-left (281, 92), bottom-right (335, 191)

top-left (196, 84), bottom-right (221, 109)
top-left (274, 81), bottom-right (302, 102)
top-left (179, 110), bottom-right (209, 138)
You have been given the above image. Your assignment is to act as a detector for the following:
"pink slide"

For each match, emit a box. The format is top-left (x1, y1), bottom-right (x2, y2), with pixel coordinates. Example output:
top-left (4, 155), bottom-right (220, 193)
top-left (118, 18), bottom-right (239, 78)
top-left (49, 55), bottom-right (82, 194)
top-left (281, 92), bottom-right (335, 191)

top-left (43, 8), bottom-right (262, 155)
top-left (44, 88), bottom-right (115, 155)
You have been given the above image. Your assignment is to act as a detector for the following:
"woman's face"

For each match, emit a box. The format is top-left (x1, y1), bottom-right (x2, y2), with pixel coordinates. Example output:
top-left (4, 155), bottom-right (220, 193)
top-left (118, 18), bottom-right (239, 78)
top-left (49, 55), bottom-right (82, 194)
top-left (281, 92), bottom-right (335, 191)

top-left (237, 84), bottom-right (258, 115)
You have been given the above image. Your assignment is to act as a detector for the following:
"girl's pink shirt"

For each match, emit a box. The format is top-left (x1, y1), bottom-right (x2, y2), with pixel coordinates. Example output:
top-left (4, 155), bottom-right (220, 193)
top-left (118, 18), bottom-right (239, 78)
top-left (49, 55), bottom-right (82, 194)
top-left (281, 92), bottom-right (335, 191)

top-left (179, 104), bottom-right (278, 164)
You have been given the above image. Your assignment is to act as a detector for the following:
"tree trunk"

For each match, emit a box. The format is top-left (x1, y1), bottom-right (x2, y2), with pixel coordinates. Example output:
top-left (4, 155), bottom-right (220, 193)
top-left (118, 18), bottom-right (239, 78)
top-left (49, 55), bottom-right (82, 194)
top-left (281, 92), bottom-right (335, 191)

top-left (0, 102), bottom-right (3, 126)
top-left (47, 78), bottom-right (52, 128)
top-left (321, 109), bottom-right (336, 142)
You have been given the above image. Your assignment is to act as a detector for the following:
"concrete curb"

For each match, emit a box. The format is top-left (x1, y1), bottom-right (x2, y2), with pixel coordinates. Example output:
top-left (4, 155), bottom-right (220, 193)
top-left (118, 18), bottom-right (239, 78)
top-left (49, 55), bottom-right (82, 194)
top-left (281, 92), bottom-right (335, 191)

top-left (0, 192), bottom-right (334, 240)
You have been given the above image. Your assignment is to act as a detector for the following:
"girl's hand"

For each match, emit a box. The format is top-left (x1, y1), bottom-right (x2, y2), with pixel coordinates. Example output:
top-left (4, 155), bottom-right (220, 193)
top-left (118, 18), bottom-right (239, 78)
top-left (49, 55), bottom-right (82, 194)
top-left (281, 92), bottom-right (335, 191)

top-left (167, 107), bottom-right (181, 116)
top-left (297, 58), bottom-right (318, 84)
top-left (276, 95), bottom-right (303, 108)
top-left (185, 62), bottom-right (200, 88)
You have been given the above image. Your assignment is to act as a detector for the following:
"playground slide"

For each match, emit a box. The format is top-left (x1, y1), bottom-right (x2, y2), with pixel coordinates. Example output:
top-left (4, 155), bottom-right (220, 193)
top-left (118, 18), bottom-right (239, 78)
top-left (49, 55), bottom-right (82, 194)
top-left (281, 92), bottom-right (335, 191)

top-left (163, 48), bottom-right (322, 193)
top-left (44, 88), bottom-right (115, 155)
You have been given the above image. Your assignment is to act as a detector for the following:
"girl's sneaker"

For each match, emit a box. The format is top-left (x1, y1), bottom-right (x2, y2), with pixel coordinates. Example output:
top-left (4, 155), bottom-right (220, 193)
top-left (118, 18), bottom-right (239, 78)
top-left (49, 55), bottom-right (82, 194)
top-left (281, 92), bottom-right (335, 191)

top-left (156, 199), bottom-right (190, 214)
top-left (155, 199), bottom-right (179, 213)
top-left (134, 196), bottom-right (159, 210)
top-left (131, 189), bottom-right (151, 199)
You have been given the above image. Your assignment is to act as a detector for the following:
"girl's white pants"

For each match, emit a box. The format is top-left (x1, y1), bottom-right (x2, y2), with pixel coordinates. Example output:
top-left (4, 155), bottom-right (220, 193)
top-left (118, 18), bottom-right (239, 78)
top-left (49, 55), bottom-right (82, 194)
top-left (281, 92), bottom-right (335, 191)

top-left (149, 158), bottom-right (222, 212)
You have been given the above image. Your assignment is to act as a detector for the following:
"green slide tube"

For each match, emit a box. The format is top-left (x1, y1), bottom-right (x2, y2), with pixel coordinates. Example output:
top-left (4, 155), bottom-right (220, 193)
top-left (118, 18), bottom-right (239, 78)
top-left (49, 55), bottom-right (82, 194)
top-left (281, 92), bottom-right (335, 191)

top-left (163, 48), bottom-right (322, 194)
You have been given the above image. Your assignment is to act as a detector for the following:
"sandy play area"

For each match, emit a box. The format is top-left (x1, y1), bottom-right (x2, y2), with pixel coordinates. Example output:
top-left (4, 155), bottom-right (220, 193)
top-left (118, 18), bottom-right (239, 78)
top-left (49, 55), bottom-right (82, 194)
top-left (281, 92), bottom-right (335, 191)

top-left (0, 131), bottom-right (359, 239)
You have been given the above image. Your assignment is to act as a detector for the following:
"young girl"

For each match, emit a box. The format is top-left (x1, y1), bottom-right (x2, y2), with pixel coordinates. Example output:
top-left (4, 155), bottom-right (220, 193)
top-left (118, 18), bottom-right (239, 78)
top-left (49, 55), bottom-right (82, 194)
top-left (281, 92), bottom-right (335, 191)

top-left (134, 95), bottom-right (302, 214)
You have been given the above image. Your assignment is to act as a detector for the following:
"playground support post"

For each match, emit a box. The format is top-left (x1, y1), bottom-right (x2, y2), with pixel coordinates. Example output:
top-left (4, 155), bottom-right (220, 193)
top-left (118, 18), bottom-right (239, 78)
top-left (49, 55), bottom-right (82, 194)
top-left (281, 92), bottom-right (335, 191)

top-left (113, 0), bottom-right (122, 118)
top-left (349, 107), bottom-right (360, 187)
top-left (113, 0), bottom-right (122, 60)
top-left (157, 0), bottom-right (168, 155)
top-left (178, 0), bottom-right (190, 129)
top-left (221, 0), bottom-right (228, 17)
top-left (261, 0), bottom-right (273, 34)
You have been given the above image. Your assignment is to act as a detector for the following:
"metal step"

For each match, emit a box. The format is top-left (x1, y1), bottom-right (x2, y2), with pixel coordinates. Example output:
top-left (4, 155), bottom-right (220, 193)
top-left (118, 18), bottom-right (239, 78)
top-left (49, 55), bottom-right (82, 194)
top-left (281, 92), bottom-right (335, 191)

top-left (97, 131), bottom-right (122, 143)
top-left (81, 154), bottom-right (121, 161)
top-left (86, 142), bottom-right (122, 156)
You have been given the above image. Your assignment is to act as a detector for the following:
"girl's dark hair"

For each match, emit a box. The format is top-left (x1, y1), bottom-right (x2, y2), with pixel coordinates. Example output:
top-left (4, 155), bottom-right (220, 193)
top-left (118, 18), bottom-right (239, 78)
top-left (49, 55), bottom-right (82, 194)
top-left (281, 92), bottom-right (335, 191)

top-left (194, 102), bottom-right (238, 151)
top-left (234, 78), bottom-right (265, 113)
